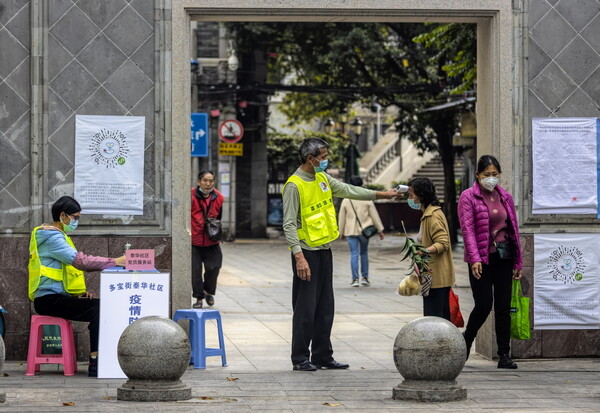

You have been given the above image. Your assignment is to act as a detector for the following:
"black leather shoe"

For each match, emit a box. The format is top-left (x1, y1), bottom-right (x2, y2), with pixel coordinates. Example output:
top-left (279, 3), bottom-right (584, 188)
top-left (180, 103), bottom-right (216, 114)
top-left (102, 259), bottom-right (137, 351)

top-left (314, 360), bottom-right (349, 370)
top-left (497, 353), bottom-right (518, 369)
top-left (293, 360), bottom-right (317, 371)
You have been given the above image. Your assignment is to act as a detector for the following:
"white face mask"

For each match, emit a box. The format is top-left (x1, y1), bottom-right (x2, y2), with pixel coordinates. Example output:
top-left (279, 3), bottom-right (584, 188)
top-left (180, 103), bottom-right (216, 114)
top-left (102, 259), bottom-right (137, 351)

top-left (480, 176), bottom-right (499, 192)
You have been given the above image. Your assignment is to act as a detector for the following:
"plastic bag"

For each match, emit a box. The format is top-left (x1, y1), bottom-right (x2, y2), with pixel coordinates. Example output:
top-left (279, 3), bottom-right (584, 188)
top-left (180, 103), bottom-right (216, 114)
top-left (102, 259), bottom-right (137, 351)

top-left (510, 279), bottom-right (531, 340)
top-left (397, 273), bottom-right (421, 296)
top-left (449, 288), bottom-right (464, 327)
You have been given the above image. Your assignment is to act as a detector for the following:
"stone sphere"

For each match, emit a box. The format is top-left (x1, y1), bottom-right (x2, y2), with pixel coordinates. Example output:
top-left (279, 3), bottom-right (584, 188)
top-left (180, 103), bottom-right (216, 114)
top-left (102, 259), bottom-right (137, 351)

top-left (394, 316), bottom-right (466, 381)
top-left (117, 316), bottom-right (190, 381)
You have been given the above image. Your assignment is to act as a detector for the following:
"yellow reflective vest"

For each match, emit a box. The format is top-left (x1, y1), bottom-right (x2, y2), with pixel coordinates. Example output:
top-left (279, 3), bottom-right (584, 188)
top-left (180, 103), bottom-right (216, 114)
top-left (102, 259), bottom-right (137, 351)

top-left (28, 226), bottom-right (86, 301)
top-left (283, 172), bottom-right (339, 247)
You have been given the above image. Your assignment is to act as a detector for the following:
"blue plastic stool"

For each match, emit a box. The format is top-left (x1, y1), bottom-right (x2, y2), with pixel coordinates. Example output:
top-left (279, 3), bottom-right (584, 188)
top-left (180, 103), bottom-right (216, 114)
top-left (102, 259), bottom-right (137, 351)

top-left (173, 309), bottom-right (228, 369)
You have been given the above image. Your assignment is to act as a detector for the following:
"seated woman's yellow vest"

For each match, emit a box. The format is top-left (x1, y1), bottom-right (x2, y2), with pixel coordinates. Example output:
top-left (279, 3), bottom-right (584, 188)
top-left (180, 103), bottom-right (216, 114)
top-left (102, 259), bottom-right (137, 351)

top-left (284, 172), bottom-right (339, 247)
top-left (28, 226), bottom-right (86, 301)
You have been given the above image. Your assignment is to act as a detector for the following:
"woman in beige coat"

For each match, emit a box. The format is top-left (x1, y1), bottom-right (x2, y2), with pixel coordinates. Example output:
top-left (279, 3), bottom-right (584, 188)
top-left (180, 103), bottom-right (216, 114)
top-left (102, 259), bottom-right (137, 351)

top-left (338, 176), bottom-right (385, 287)
top-left (407, 177), bottom-right (455, 320)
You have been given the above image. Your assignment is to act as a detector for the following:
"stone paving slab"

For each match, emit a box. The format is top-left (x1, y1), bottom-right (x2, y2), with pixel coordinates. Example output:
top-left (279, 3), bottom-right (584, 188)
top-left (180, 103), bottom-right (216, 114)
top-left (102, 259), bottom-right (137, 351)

top-left (1, 237), bottom-right (599, 411)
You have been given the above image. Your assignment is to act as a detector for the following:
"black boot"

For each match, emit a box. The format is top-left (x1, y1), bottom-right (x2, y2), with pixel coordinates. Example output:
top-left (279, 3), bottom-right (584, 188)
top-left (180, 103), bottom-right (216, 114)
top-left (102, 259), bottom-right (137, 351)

top-left (462, 332), bottom-right (473, 360)
top-left (497, 353), bottom-right (518, 369)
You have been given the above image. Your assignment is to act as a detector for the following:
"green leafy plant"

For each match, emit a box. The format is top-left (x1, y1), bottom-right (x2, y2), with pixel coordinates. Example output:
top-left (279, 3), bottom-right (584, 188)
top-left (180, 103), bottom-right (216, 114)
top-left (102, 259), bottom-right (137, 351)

top-left (399, 221), bottom-right (431, 278)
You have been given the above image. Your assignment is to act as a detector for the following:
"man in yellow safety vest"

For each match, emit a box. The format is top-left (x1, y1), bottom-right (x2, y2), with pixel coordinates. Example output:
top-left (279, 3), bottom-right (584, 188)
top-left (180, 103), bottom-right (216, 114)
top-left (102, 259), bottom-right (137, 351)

top-left (282, 138), bottom-right (399, 371)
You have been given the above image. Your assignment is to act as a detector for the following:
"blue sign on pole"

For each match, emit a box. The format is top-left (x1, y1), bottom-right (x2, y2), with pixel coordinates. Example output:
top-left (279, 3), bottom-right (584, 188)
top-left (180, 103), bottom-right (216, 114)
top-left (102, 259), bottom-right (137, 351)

top-left (191, 113), bottom-right (208, 157)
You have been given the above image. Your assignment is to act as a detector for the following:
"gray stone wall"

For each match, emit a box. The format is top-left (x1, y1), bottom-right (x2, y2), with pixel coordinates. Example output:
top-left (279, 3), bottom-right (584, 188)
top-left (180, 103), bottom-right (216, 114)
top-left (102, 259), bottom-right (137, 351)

top-left (0, 0), bottom-right (172, 360)
top-left (46, 0), bottom-right (157, 221)
top-left (0, 1), bottom-right (31, 229)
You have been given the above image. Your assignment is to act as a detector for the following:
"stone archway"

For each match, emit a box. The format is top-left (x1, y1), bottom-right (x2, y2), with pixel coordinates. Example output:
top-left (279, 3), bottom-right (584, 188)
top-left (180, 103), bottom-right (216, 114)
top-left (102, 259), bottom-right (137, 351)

top-left (168, 0), bottom-right (514, 315)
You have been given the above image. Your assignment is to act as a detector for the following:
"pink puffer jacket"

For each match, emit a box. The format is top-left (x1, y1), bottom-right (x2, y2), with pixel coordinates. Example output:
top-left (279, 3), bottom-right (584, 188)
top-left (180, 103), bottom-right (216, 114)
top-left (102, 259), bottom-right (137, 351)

top-left (457, 182), bottom-right (522, 269)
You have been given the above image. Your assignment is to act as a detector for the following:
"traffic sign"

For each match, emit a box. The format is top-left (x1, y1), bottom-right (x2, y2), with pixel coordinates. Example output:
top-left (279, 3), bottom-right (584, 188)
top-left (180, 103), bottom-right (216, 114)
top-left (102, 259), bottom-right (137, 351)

top-left (218, 142), bottom-right (243, 156)
top-left (191, 113), bottom-right (208, 157)
top-left (218, 119), bottom-right (244, 143)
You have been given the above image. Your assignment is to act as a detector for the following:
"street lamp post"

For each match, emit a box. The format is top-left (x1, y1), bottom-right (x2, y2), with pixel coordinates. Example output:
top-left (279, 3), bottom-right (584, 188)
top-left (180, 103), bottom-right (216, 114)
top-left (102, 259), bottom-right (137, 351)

top-left (324, 111), bottom-right (364, 182)
top-left (344, 116), bottom-right (363, 183)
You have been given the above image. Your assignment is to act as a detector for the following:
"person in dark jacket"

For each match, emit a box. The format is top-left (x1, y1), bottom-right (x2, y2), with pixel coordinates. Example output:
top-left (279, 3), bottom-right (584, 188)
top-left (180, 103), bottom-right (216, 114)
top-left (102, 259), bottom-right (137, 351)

top-left (458, 155), bottom-right (523, 369)
top-left (191, 170), bottom-right (224, 308)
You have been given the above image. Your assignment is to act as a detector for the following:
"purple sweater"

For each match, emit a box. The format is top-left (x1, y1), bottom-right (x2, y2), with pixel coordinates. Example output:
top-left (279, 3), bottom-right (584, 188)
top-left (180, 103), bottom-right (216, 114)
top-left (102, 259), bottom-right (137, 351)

top-left (458, 182), bottom-right (523, 269)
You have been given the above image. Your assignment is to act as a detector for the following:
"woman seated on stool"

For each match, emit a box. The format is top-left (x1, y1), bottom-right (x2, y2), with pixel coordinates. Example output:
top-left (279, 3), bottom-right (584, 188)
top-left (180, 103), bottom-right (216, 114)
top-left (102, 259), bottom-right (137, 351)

top-left (28, 196), bottom-right (126, 376)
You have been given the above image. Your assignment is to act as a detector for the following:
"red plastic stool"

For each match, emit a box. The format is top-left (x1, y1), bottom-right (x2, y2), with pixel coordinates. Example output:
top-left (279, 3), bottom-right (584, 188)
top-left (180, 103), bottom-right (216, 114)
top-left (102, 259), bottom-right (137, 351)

top-left (26, 315), bottom-right (77, 376)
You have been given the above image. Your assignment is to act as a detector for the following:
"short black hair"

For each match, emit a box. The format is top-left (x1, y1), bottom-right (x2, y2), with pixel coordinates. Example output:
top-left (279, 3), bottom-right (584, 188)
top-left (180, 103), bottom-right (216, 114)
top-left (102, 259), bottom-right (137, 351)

top-left (477, 155), bottom-right (502, 174)
top-left (51, 196), bottom-right (81, 222)
top-left (198, 170), bottom-right (215, 180)
top-left (407, 177), bottom-right (440, 208)
top-left (298, 138), bottom-right (328, 163)
top-left (349, 176), bottom-right (363, 186)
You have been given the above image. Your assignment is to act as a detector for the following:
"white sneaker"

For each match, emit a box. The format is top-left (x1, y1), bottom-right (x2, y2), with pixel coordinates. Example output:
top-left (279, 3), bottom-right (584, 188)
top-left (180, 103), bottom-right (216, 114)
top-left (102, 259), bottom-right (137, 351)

top-left (360, 277), bottom-right (370, 287)
top-left (351, 279), bottom-right (360, 287)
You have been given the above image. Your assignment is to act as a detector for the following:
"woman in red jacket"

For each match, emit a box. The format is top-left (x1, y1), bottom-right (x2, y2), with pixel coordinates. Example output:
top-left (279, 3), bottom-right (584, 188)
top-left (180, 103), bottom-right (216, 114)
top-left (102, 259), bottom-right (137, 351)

top-left (191, 170), bottom-right (224, 308)
top-left (458, 155), bottom-right (523, 369)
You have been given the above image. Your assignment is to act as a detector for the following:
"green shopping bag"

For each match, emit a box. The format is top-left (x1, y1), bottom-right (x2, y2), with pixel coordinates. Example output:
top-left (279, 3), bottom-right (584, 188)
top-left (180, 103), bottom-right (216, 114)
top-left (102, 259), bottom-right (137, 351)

top-left (510, 279), bottom-right (531, 340)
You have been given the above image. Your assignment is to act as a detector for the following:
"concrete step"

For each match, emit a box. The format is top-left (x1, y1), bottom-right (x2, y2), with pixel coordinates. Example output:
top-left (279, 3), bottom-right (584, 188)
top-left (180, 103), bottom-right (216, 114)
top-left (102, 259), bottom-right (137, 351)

top-left (409, 155), bottom-right (466, 200)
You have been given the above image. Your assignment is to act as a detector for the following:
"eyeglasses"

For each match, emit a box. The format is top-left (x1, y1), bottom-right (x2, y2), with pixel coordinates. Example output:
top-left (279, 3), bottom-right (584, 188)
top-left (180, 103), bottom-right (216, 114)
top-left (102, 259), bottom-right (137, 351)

top-left (67, 214), bottom-right (80, 222)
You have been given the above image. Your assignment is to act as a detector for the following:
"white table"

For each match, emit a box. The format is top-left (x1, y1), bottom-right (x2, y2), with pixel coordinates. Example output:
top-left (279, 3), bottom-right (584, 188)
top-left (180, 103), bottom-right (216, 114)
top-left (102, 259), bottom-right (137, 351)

top-left (98, 269), bottom-right (170, 378)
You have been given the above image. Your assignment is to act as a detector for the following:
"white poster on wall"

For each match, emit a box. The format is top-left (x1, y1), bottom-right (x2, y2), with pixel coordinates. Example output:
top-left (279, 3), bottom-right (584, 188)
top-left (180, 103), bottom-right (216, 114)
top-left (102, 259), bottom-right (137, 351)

top-left (74, 115), bottom-right (145, 215)
top-left (532, 118), bottom-right (598, 214)
top-left (534, 234), bottom-right (600, 330)
top-left (98, 271), bottom-right (170, 378)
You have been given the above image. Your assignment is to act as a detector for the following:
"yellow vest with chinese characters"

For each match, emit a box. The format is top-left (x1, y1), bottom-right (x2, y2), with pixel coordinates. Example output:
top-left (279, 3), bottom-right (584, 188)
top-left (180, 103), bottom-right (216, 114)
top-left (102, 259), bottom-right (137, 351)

top-left (284, 172), bottom-right (339, 247)
top-left (28, 226), bottom-right (86, 301)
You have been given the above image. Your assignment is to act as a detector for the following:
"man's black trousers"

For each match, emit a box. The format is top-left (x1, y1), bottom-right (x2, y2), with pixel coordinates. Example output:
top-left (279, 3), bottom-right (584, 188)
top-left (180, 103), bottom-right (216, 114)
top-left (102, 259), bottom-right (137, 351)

top-left (291, 248), bottom-right (335, 365)
top-left (191, 244), bottom-right (222, 299)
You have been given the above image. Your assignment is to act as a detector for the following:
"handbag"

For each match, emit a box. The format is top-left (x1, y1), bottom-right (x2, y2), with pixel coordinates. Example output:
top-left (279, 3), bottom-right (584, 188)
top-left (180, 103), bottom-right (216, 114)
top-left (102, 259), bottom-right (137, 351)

top-left (361, 225), bottom-right (378, 238)
top-left (495, 241), bottom-right (513, 260)
top-left (195, 195), bottom-right (223, 242)
top-left (510, 279), bottom-right (531, 340)
top-left (349, 201), bottom-right (378, 238)
top-left (449, 288), bottom-right (464, 327)
top-left (204, 217), bottom-right (222, 242)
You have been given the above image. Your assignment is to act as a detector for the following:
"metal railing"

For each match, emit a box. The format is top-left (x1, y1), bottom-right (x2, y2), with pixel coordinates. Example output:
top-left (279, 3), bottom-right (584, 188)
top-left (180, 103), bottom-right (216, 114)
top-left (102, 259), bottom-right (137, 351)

top-left (365, 137), bottom-right (399, 184)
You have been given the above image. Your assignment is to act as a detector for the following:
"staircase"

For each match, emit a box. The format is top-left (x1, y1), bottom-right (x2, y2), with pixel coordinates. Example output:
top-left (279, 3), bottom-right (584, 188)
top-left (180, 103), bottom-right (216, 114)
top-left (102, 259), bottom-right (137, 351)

top-left (409, 156), bottom-right (467, 201)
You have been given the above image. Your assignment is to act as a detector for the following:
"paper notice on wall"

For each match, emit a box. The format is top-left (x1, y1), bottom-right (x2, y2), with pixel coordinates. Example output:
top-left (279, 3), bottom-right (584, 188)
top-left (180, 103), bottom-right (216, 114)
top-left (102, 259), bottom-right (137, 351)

top-left (534, 233), bottom-right (600, 330)
top-left (74, 115), bottom-right (145, 215)
top-left (532, 118), bottom-right (598, 214)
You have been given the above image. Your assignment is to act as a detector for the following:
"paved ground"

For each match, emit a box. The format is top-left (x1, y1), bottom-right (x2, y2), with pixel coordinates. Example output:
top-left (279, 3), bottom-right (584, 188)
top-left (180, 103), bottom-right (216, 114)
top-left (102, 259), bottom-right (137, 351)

top-left (1, 236), bottom-right (599, 412)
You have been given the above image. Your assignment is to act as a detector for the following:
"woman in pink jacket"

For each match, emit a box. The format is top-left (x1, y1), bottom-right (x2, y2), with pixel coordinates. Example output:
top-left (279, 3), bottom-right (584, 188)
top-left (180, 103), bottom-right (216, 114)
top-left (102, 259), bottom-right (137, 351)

top-left (458, 155), bottom-right (523, 369)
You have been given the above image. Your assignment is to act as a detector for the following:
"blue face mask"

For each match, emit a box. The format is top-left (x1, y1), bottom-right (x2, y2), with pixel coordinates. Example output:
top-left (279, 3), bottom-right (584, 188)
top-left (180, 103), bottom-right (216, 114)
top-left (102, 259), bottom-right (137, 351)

top-left (313, 159), bottom-right (328, 173)
top-left (408, 198), bottom-right (421, 210)
top-left (62, 214), bottom-right (79, 233)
